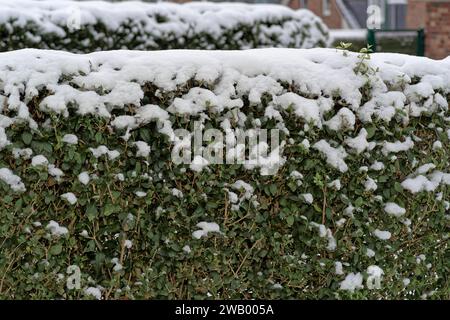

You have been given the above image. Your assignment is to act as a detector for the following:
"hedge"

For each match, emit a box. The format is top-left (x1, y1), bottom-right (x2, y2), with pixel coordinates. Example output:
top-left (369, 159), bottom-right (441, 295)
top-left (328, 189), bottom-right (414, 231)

top-left (0, 0), bottom-right (329, 52)
top-left (0, 48), bottom-right (449, 299)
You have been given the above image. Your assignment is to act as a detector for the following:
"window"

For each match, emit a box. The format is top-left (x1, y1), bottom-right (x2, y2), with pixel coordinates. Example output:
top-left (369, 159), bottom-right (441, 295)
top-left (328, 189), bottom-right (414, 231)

top-left (322, 0), bottom-right (331, 17)
top-left (300, 0), bottom-right (308, 8)
top-left (387, 3), bottom-right (407, 29)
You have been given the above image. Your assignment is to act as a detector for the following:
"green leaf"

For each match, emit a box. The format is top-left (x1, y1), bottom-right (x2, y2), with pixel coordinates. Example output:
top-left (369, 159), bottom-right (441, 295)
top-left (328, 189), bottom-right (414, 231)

top-left (86, 204), bottom-right (98, 221)
top-left (355, 197), bottom-right (364, 207)
top-left (366, 126), bottom-right (376, 139)
top-left (286, 215), bottom-right (294, 227)
top-left (394, 182), bottom-right (403, 193)
top-left (22, 132), bottom-right (33, 145)
top-left (269, 184), bottom-right (277, 196)
top-left (313, 203), bottom-right (322, 213)
top-left (103, 203), bottom-right (117, 217)
top-left (50, 244), bottom-right (62, 256)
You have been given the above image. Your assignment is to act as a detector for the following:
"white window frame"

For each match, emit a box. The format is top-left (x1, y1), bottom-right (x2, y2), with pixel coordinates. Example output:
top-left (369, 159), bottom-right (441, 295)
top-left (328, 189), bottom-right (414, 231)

top-left (322, 0), bottom-right (331, 17)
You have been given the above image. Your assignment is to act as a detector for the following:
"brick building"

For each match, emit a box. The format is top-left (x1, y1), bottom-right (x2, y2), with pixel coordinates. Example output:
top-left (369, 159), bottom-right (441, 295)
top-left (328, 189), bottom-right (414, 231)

top-left (287, 0), bottom-right (408, 29)
top-left (167, 0), bottom-right (449, 58)
top-left (288, 0), bottom-right (344, 28)
top-left (406, 0), bottom-right (450, 59)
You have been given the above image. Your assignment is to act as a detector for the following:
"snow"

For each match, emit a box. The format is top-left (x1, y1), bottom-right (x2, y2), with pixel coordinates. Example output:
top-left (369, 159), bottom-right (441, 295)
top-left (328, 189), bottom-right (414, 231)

top-left (133, 141), bottom-right (151, 158)
top-left (80, 230), bottom-right (88, 237)
top-left (401, 171), bottom-right (450, 193)
top-left (313, 140), bottom-right (348, 173)
top-left (111, 258), bottom-right (123, 272)
top-left (384, 202), bottom-right (406, 217)
top-left (182, 245), bottom-right (191, 254)
top-left (46, 220), bottom-right (68, 237)
top-left (62, 134), bottom-right (78, 145)
top-left (324, 108), bottom-right (355, 132)
top-left (232, 180), bottom-right (254, 199)
top-left (334, 261), bottom-right (344, 275)
top-left (367, 265), bottom-right (383, 278)
top-left (115, 173), bottom-right (125, 182)
top-left (171, 188), bottom-right (183, 198)
top-left (48, 164), bottom-right (64, 180)
top-left (370, 161), bottom-right (385, 171)
top-left (192, 221), bottom-right (221, 239)
top-left (61, 192), bottom-right (77, 205)
top-left (310, 222), bottom-right (336, 251)
top-left (84, 287), bottom-right (102, 300)
top-left (364, 177), bottom-right (378, 192)
top-left (301, 193), bottom-right (314, 204)
top-left (432, 141), bottom-right (442, 150)
top-left (344, 204), bottom-right (355, 218)
top-left (366, 265), bottom-right (384, 289)
top-left (31, 155), bottom-right (49, 167)
top-left (328, 179), bottom-right (341, 190)
top-left (0, 127), bottom-right (10, 150)
top-left (340, 273), bottom-right (363, 292)
top-left (124, 240), bottom-right (132, 249)
top-left (189, 155), bottom-right (209, 172)
top-left (227, 191), bottom-right (239, 204)
top-left (366, 248), bottom-right (376, 258)
top-left (336, 218), bottom-right (346, 227)
top-left (12, 148), bottom-right (33, 159)
top-left (136, 105), bottom-right (170, 124)
top-left (268, 282), bottom-right (282, 290)
top-left (415, 163), bottom-right (436, 175)
top-left (89, 145), bottom-right (120, 160)
top-left (359, 166), bottom-right (368, 173)
top-left (373, 229), bottom-right (391, 240)
top-left (275, 93), bottom-right (322, 126)
top-left (134, 191), bottom-right (147, 198)
top-left (78, 172), bottom-right (90, 185)
top-left (345, 128), bottom-right (369, 154)
top-left (381, 137), bottom-right (414, 156)
top-left (301, 139), bottom-right (310, 150)
top-left (0, 167), bottom-right (26, 192)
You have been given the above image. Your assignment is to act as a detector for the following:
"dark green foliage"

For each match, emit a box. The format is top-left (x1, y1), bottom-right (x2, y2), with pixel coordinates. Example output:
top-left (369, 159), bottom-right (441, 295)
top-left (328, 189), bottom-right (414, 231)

top-left (0, 79), bottom-right (448, 299)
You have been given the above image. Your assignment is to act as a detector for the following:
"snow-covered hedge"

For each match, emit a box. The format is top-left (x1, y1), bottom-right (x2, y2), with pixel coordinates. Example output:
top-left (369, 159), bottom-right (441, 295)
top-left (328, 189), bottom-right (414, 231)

top-left (0, 48), bottom-right (449, 299)
top-left (0, 0), bottom-right (329, 52)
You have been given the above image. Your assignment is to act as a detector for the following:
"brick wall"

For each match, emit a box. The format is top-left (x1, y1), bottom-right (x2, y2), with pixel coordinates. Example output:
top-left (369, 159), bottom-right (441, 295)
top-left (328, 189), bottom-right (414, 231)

top-left (406, 0), bottom-right (427, 28)
top-left (169, 0), bottom-right (344, 29)
top-left (291, 0), bottom-right (343, 29)
top-left (407, 0), bottom-right (450, 59)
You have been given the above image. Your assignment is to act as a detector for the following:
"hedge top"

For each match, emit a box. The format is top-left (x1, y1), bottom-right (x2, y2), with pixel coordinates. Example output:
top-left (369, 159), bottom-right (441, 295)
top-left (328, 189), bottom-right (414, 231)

top-left (1, 47), bottom-right (449, 178)
top-left (1, 48), bottom-right (449, 119)
top-left (0, 0), bottom-right (329, 51)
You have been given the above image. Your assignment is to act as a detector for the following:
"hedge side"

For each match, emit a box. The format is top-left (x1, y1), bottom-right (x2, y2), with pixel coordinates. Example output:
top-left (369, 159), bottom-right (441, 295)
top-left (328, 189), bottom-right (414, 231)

top-left (0, 48), bottom-right (449, 299)
top-left (0, 0), bottom-right (329, 52)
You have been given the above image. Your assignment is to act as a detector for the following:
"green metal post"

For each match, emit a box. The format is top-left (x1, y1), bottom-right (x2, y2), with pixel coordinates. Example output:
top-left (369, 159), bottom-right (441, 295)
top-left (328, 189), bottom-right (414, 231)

top-left (367, 29), bottom-right (376, 52)
top-left (417, 28), bottom-right (425, 56)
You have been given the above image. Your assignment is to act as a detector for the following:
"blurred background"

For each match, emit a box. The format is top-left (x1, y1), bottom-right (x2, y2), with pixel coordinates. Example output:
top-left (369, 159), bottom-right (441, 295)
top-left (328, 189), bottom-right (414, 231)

top-left (112, 0), bottom-right (450, 59)
top-left (12, 0), bottom-right (450, 59)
